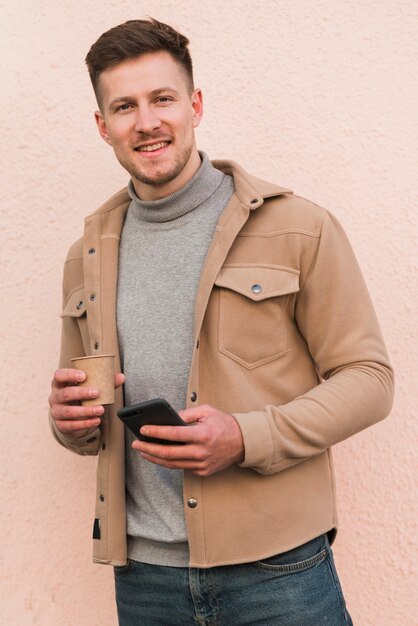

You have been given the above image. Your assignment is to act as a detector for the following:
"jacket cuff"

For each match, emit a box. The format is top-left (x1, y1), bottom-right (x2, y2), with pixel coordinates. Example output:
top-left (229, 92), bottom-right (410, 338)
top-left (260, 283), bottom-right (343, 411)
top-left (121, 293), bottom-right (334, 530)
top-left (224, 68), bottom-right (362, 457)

top-left (232, 411), bottom-right (273, 471)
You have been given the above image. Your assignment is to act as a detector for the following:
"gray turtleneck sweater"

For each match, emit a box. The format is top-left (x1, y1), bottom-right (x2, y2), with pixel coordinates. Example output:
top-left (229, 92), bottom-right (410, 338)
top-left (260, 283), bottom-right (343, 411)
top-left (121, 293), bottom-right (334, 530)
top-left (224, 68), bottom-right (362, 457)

top-left (117, 153), bottom-right (235, 566)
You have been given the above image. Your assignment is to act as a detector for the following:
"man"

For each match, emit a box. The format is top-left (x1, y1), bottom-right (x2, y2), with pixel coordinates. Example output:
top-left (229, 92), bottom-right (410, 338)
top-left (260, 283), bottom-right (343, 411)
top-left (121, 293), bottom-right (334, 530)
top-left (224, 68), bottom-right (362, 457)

top-left (49, 18), bottom-right (393, 626)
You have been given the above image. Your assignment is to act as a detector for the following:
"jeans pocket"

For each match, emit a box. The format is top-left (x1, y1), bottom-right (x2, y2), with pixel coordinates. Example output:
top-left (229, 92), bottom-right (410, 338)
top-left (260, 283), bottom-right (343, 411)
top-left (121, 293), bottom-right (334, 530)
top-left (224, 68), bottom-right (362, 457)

top-left (255, 535), bottom-right (328, 574)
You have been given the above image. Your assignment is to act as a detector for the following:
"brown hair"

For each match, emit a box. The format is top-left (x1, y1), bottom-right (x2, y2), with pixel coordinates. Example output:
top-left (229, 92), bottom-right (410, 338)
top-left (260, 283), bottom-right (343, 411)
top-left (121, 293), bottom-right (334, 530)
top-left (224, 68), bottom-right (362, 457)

top-left (85, 18), bottom-right (194, 107)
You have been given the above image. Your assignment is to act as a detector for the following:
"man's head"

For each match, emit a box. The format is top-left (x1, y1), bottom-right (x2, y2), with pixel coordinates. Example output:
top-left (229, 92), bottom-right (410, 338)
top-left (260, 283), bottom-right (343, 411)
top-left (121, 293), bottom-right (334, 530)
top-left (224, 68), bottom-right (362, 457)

top-left (86, 19), bottom-right (203, 201)
top-left (85, 18), bottom-right (194, 109)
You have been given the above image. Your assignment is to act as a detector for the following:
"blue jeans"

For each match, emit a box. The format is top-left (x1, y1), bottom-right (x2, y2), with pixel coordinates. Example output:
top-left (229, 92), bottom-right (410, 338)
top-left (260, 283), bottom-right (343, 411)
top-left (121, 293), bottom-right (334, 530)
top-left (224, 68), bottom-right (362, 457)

top-left (114, 534), bottom-right (353, 625)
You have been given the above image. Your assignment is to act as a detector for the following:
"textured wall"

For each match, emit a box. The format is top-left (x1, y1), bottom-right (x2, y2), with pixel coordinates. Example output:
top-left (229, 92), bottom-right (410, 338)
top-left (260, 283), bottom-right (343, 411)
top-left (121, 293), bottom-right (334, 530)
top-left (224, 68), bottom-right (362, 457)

top-left (1, 1), bottom-right (417, 624)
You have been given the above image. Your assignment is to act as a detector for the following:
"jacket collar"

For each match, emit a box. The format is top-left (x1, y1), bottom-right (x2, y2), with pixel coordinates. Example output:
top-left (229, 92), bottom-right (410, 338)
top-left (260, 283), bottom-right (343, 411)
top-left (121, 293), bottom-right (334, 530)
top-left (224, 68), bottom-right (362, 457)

top-left (88, 158), bottom-right (292, 221)
top-left (212, 159), bottom-right (292, 209)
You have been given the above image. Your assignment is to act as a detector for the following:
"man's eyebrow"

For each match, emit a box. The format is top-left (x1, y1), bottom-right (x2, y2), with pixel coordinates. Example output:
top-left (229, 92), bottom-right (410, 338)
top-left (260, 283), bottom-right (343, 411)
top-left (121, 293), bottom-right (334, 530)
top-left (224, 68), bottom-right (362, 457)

top-left (150, 87), bottom-right (179, 97)
top-left (108, 96), bottom-right (135, 109)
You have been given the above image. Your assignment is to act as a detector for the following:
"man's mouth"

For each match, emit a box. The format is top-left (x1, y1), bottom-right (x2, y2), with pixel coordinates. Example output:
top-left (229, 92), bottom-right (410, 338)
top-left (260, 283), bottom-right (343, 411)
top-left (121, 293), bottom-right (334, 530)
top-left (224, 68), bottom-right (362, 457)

top-left (134, 141), bottom-right (170, 152)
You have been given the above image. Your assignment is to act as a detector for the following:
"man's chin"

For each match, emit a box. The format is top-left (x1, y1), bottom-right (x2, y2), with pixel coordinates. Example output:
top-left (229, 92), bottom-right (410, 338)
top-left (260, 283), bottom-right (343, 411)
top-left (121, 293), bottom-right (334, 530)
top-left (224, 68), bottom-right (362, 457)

top-left (131, 166), bottom-right (182, 188)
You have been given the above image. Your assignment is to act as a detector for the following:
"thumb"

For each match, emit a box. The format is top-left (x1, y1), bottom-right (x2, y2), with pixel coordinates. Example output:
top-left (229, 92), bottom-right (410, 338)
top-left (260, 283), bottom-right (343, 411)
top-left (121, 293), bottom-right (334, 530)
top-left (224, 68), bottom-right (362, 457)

top-left (179, 405), bottom-right (208, 423)
top-left (179, 411), bottom-right (199, 424)
top-left (114, 373), bottom-right (126, 389)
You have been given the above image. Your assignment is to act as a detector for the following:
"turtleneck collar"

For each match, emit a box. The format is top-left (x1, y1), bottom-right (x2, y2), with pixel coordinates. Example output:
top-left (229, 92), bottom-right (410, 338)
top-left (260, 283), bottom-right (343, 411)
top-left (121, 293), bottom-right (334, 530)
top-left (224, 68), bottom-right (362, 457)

top-left (127, 152), bottom-right (224, 223)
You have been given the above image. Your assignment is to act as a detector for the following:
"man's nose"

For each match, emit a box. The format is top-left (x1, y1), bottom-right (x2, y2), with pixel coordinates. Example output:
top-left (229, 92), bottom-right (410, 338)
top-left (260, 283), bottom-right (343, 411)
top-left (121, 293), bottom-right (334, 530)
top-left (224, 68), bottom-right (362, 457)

top-left (134, 106), bottom-right (162, 134)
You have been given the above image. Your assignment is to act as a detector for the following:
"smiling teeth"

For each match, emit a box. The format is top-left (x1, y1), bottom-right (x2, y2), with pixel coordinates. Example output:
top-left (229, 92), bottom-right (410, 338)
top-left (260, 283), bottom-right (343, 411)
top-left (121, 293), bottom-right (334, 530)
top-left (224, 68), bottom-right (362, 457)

top-left (137, 142), bottom-right (169, 152)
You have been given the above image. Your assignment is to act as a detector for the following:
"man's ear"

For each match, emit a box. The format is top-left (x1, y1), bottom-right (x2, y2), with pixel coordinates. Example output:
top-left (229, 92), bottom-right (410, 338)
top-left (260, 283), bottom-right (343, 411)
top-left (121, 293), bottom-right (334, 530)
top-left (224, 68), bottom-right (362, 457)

top-left (95, 110), bottom-right (113, 146)
top-left (191, 89), bottom-right (203, 128)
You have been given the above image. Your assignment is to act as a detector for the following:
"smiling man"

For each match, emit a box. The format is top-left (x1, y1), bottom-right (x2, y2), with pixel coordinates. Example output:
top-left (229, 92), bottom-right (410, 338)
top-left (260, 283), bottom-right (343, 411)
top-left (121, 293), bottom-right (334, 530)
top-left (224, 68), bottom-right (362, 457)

top-left (49, 18), bottom-right (393, 626)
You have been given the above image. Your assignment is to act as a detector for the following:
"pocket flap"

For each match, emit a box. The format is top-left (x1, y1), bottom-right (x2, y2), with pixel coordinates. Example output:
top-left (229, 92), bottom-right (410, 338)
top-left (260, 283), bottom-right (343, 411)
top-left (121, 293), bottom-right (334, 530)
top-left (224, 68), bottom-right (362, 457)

top-left (215, 265), bottom-right (300, 301)
top-left (61, 286), bottom-right (86, 318)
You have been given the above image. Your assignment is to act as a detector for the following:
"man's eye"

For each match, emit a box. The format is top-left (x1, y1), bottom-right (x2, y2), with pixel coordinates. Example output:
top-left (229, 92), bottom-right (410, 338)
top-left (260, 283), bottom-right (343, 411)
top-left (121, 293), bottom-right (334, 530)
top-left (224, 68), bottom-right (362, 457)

top-left (156, 97), bottom-right (172, 104)
top-left (116, 103), bottom-right (132, 112)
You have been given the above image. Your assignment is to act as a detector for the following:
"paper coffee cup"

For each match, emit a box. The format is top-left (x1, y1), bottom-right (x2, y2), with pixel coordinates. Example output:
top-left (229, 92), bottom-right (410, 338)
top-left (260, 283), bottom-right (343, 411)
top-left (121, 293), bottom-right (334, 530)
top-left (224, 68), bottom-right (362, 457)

top-left (70, 354), bottom-right (115, 406)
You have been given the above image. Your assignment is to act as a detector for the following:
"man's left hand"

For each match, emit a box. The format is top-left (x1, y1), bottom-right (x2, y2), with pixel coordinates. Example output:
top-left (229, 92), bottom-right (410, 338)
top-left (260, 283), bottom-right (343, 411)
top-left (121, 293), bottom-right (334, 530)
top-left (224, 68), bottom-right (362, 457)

top-left (132, 404), bottom-right (244, 477)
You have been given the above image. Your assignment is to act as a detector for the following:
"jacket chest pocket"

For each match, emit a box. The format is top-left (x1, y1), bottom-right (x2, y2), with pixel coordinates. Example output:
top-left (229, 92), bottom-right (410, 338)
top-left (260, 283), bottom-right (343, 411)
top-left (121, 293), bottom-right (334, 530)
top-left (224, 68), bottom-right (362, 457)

top-left (214, 265), bottom-right (300, 369)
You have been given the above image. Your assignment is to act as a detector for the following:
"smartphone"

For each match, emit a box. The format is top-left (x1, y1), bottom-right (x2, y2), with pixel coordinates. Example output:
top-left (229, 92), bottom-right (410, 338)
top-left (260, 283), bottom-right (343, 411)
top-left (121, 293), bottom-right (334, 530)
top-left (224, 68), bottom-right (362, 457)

top-left (117, 398), bottom-right (186, 445)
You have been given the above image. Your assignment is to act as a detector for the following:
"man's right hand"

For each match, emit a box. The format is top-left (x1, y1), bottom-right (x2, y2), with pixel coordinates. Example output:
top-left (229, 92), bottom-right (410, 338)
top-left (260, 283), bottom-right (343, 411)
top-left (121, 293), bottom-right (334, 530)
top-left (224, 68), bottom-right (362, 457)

top-left (49, 368), bottom-right (125, 439)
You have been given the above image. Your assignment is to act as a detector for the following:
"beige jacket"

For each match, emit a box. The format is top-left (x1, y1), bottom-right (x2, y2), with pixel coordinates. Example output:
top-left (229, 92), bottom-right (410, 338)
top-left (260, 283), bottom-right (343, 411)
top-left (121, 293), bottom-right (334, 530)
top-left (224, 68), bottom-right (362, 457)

top-left (50, 160), bottom-right (394, 567)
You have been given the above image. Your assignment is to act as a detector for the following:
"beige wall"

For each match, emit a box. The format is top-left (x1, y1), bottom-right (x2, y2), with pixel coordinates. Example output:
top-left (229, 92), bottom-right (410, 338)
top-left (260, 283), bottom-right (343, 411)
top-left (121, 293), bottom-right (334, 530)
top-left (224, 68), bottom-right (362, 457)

top-left (1, 1), bottom-right (417, 624)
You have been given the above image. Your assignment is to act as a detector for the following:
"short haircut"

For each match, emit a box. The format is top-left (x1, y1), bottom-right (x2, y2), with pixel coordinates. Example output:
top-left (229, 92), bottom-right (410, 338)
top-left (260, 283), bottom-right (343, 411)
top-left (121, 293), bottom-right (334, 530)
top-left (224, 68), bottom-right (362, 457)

top-left (85, 18), bottom-right (194, 107)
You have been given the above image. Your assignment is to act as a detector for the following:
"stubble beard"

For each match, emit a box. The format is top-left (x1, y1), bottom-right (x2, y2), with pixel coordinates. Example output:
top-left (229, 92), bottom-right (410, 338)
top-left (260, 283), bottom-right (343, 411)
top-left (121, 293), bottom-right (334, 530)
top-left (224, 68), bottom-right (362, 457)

top-left (120, 141), bottom-right (194, 188)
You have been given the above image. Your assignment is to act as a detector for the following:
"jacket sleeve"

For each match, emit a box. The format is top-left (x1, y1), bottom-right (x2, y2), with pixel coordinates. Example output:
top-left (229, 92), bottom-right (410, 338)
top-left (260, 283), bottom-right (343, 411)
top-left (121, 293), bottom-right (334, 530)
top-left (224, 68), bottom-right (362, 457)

top-left (233, 210), bottom-right (394, 474)
top-left (49, 253), bottom-right (101, 456)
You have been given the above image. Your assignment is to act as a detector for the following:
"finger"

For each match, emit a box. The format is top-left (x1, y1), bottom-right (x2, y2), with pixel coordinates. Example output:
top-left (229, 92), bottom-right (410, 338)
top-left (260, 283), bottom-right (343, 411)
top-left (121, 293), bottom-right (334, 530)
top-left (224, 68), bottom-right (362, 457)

top-left (114, 373), bottom-right (125, 389)
top-left (55, 417), bottom-right (102, 434)
top-left (132, 439), bottom-right (204, 461)
top-left (51, 403), bottom-right (104, 421)
top-left (138, 423), bottom-right (201, 444)
top-left (52, 368), bottom-right (86, 388)
top-left (178, 412), bottom-right (199, 425)
top-left (178, 404), bottom-right (213, 422)
top-left (138, 451), bottom-right (206, 471)
top-left (55, 384), bottom-right (100, 405)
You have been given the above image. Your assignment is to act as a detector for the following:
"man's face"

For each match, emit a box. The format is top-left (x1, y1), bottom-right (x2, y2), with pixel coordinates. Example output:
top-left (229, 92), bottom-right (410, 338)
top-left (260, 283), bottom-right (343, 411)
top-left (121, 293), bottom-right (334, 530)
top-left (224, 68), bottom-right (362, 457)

top-left (95, 51), bottom-right (203, 200)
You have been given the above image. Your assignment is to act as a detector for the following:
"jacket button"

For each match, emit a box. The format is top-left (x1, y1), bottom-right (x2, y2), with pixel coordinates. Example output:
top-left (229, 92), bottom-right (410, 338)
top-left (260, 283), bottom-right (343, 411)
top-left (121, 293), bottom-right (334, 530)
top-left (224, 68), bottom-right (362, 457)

top-left (90, 294), bottom-right (96, 301)
top-left (250, 198), bottom-right (258, 204)
top-left (187, 498), bottom-right (198, 508)
top-left (99, 495), bottom-right (105, 502)
top-left (94, 342), bottom-right (99, 350)
top-left (76, 300), bottom-right (84, 310)
top-left (88, 248), bottom-right (96, 255)
top-left (190, 392), bottom-right (197, 402)
top-left (251, 284), bottom-right (262, 294)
